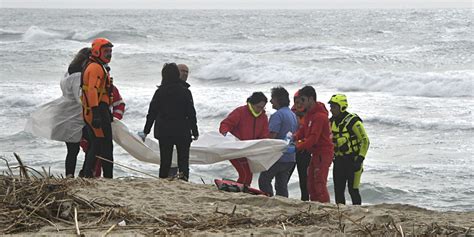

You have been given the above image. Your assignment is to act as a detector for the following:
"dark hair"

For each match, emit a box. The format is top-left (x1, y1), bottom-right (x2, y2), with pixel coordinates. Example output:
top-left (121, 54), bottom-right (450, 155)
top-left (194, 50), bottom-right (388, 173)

top-left (246, 92), bottom-right (267, 104)
top-left (68, 47), bottom-right (91, 74)
top-left (271, 86), bottom-right (290, 107)
top-left (161, 62), bottom-right (180, 85)
top-left (299, 86), bottom-right (317, 101)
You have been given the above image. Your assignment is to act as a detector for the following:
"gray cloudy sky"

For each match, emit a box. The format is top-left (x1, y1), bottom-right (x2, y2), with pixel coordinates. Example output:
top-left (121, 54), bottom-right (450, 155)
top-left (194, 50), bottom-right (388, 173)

top-left (1, 0), bottom-right (471, 9)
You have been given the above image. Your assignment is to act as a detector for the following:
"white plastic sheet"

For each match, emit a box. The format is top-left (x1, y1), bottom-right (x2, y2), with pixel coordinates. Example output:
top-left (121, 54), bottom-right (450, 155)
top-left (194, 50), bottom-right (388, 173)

top-left (24, 73), bottom-right (83, 143)
top-left (112, 119), bottom-right (286, 173)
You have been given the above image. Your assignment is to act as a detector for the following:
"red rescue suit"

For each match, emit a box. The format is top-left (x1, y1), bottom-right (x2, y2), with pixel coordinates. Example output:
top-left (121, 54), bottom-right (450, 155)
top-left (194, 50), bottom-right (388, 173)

top-left (295, 102), bottom-right (334, 203)
top-left (219, 105), bottom-right (269, 186)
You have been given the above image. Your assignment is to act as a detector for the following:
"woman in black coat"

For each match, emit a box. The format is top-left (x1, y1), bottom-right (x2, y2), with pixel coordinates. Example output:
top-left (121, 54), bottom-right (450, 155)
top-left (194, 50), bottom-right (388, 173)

top-left (142, 63), bottom-right (199, 181)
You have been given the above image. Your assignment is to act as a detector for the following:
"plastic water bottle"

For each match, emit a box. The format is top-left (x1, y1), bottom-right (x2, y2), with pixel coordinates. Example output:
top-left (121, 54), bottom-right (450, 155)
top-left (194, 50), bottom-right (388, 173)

top-left (285, 132), bottom-right (296, 154)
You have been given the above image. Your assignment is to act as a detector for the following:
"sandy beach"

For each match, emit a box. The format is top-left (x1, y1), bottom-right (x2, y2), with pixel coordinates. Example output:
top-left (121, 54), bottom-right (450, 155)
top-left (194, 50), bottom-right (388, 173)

top-left (1, 175), bottom-right (472, 236)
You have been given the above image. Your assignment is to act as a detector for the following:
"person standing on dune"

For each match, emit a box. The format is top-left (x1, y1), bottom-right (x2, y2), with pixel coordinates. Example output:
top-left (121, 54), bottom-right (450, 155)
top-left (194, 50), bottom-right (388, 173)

top-left (24, 47), bottom-right (90, 178)
top-left (219, 92), bottom-right (270, 186)
top-left (292, 91), bottom-right (312, 201)
top-left (167, 63), bottom-right (193, 177)
top-left (294, 86), bottom-right (334, 203)
top-left (141, 63), bottom-right (199, 181)
top-left (258, 86), bottom-right (298, 197)
top-left (329, 94), bottom-right (369, 205)
top-left (80, 38), bottom-right (115, 178)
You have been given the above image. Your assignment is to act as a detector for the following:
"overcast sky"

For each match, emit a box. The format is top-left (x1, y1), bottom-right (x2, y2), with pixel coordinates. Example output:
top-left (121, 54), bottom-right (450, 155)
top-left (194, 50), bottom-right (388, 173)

top-left (1, 0), bottom-right (471, 9)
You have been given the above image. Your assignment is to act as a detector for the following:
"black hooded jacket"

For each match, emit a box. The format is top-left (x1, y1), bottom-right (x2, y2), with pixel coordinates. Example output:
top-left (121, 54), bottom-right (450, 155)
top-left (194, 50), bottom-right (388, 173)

top-left (144, 80), bottom-right (198, 140)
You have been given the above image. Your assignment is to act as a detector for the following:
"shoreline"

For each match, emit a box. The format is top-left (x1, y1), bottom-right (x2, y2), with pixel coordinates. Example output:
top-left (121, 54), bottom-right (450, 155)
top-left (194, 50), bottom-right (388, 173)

top-left (1, 176), bottom-right (472, 236)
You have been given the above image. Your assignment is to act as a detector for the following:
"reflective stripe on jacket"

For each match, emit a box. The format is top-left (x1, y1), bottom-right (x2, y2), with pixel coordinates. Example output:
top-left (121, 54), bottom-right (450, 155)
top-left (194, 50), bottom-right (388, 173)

top-left (81, 60), bottom-right (111, 137)
top-left (330, 112), bottom-right (369, 157)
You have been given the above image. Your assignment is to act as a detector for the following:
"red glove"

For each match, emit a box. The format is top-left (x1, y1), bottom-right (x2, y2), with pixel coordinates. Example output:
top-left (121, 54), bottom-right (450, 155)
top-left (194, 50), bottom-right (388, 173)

top-left (79, 137), bottom-right (89, 152)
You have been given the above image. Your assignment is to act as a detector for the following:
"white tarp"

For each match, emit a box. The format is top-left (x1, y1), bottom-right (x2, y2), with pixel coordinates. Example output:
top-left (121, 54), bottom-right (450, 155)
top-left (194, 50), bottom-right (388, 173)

top-left (112, 119), bottom-right (287, 173)
top-left (24, 73), bottom-right (84, 143)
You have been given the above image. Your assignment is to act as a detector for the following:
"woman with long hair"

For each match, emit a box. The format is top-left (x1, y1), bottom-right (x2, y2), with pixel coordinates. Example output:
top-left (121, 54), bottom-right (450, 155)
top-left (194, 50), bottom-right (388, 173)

top-left (142, 63), bottom-right (199, 181)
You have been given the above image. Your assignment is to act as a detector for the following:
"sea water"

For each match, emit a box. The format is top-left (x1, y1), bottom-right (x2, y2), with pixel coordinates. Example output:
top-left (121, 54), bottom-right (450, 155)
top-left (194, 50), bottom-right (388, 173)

top-left (0, 8), bottom-right (472, 211)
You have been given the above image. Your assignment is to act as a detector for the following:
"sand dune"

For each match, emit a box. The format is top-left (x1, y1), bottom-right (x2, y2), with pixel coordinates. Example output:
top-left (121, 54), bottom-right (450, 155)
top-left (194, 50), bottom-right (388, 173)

top-left (6, 177), bottom-right (467, 236)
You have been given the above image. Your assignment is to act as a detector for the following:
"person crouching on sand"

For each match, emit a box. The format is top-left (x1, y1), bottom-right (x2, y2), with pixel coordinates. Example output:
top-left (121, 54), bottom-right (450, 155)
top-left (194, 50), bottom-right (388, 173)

top-left (219, 92), bottom-right (270, 186)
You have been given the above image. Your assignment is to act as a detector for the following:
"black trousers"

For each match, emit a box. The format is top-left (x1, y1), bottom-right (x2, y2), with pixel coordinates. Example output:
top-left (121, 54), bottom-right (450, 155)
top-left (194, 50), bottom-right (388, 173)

top-left (66, 126), bottom-right (88, 177)
top-left (333, 156), bottom-right (361, 205)
top-left (65, 142), bottom-right (79, 177)
top-left (296, 150), bottom-right (311, 201)
top-left (158, 136), bottom-right (191, 180)
top-left (82, 103), bottom-right (114, 178)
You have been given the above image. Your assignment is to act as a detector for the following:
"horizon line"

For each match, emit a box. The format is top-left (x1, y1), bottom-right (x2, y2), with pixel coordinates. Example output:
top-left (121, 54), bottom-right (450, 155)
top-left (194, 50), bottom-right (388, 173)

top-left (1, 6), bottom-right (471, 10)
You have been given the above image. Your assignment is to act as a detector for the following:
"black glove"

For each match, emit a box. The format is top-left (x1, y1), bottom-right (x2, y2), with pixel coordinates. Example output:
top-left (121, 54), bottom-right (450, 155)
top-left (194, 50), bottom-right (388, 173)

top-left (91, 106), bottom-right (102, 129)
top-left (192, 129), bottom-right (199, 141)
top-left (353, 155), bottom-right (364, 172)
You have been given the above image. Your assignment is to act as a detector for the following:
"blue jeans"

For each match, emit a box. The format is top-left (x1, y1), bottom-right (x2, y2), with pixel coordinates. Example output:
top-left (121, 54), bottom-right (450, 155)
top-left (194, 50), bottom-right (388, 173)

top-left (258, 162), bottom-right (295, 197)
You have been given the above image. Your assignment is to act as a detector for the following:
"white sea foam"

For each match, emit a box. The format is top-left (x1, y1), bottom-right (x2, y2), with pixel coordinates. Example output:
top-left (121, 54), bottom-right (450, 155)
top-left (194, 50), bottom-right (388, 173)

top-left (22, 26), bottom-right (64, 42)
top-left (194, 54), bottom-right (473, 97)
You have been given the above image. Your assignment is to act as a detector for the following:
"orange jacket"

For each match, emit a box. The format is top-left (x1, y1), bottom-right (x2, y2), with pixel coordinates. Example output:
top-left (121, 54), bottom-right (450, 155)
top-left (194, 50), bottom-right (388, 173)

top-left (81, 59), bottom-right (111, 137)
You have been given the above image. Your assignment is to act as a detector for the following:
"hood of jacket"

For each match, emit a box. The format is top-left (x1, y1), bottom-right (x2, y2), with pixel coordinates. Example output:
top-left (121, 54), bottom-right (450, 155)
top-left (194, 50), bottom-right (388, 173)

top-left (308, 101), bottom-right (328, 117)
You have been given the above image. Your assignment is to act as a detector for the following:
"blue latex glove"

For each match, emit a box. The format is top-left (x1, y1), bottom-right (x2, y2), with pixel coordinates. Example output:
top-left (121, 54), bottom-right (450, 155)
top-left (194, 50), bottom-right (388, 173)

top-left (137, 131), bottom-right (147, 142)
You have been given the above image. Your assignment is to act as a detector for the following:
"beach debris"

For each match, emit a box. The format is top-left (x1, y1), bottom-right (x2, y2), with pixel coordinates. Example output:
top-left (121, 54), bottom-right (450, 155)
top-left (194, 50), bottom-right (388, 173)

top-left (118, 220), bottom-right (126, 226)
top-left (0, 153), bottom-right (472, 236)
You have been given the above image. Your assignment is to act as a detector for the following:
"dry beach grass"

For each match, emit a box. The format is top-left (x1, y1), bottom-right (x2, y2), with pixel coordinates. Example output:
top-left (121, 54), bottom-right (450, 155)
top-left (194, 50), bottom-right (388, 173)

top-left (1, 154), bottom-right (473, 236)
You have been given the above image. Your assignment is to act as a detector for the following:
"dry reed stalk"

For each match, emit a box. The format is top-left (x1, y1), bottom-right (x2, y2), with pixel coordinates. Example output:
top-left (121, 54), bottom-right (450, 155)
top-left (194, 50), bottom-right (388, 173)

top-left (96, 156), bottom-right (160, 179)
top-left (1, 154), bottom-right (472, 236)
top-left (13, 153), bottom-right (29, 180)
top-left (141, 210), bottom-right (168, 225)
top-left (102, 223), bottom-right (116, 237)
top-left (0, 157), bottom-right (14, 176)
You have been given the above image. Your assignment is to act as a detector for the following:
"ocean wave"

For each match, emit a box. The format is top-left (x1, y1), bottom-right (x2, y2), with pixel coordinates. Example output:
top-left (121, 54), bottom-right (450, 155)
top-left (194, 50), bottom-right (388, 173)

top-left (0, 29), bottom-right (24, 41)
top-left (258, 43), bottom-right (316, 53)
top-left (196, 103), bottom-right (233, 119)
top-left (68, 29), bottom-right (149, 42)
top-left (2, 26), bottom-right (149, 43)
top-left (361, 182), bottom-right (409, 203)
top-left (332, 69), bottom-right (473, 98)
top-left (1, 97), bottom-right (38, 108)
top-left (182, 42), bottom-right (317, 54)
top-left (364, 115), bottom-right (473, 131)
top-left (194, 53), bottom-right (303, 84)
top-left (22, 26), bottom-right (64, 42)
top-left (194, 54), bottom-right (473, 98)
